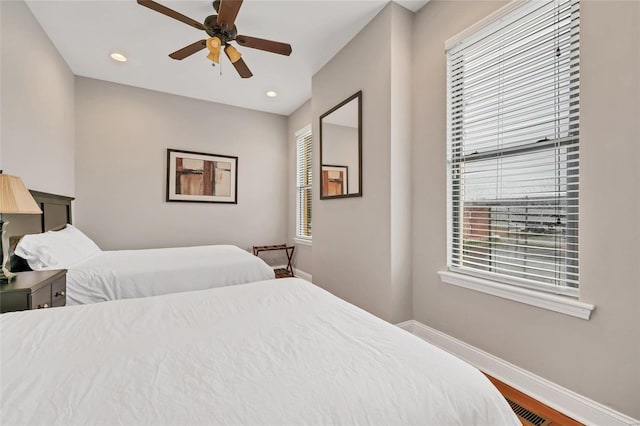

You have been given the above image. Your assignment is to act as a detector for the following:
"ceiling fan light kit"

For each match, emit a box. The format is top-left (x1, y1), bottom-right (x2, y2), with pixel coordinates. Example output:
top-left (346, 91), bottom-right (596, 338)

top-left (137, 0), bottom-right (292, 79)
top-left (224, 45), bottom-right (242, 64)
top-left (206, 37), bottom-right (221, 64)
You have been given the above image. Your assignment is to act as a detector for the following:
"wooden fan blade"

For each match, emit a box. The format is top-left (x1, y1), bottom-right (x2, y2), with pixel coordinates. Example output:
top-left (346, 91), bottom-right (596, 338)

top-left (169, 40), bottom-right (207, 60)
top-left (236, 35), bottom-right (292, 56)
top-left (232, 58), bottom-right (253, 78)
top-left (216, 0), bottom-right (243, 31)
top-left (225, 54), bottom-right (253, 79)
top-left (137, 0), bottom-right (206, 31)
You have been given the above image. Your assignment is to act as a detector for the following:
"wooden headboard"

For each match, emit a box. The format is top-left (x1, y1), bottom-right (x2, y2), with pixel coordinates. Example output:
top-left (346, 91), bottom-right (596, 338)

top-left (5, 190), bottom-right (74, 241)
top-left (5, 191), bottom-right (74, 272)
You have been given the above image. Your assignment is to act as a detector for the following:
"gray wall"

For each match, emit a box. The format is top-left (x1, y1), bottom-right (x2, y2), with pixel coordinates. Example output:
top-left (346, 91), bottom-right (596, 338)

top-left (411, 0), bottom-right (640, 419)
top-left (75, 77), bottom-right (288, 252)
top-left (0, 0), bottom-right (75, 196)
top-left (311, 3), bottom-right (412, 323)
top-left (312, 5), bottom-right (392, 321)
top-left (287, 100), bottom-right (312, 275)
top-left (389, 4), bottom-right (414, 329)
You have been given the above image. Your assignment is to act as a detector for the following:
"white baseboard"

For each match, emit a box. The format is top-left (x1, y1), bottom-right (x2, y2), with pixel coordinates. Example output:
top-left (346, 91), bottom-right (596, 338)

top-left (396, 320), bottom-right (639, 426)
top-left (293, 268), bottom-right (312, 282)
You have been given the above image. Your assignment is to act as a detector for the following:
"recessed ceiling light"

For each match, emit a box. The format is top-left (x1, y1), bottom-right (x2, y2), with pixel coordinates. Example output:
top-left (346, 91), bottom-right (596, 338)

top-left (266, 91), bottom-right (278, 98)
top-left (110, 52), bottom-right (127, 62)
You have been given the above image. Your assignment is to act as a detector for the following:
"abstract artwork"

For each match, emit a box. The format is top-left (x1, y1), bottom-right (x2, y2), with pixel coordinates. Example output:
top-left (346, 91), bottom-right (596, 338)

top-left (321, 165), bottom-right (348, 197)
top-left (167, 149), bottom-right (237, 203)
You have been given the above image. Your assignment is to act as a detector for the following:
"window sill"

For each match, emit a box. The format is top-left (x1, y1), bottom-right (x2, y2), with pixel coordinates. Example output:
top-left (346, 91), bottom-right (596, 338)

top-left (294, 237), bottom-right (312, 247)
top-left (438, 270), bottom-right (594, 320)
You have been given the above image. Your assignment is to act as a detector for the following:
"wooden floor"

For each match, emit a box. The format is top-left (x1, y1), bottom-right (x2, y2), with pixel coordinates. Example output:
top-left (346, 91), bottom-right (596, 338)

top-left (485, 374), bottom-right (583, 426)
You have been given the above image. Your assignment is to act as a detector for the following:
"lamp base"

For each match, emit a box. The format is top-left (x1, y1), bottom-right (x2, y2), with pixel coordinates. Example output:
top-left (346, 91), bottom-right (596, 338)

top-left (1, 220), bottom-right (17, 284)
top-left (0, 273), bottom-right (15, 284)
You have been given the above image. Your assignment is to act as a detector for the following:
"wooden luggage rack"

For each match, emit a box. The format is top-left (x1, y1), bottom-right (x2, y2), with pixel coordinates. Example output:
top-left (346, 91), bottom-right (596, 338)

top-left (252, 244), bottom-right (295, 278)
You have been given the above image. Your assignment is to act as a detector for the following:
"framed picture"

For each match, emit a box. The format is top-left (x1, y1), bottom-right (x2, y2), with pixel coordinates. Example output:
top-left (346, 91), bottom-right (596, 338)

top-left (321, 165), bottom-right (348, 197)
top-left (167, 149), bottom-right (238, 204)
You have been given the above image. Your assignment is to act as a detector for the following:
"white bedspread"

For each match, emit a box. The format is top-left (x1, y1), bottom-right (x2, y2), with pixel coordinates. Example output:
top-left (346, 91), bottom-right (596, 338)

top-left (65, 245), bottom-right (275, 305)
top-left (1, 278), bottom-right (519, 426)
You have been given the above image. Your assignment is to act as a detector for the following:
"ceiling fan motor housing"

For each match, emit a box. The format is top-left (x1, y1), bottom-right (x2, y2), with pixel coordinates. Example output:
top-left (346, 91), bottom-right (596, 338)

top-left (204, 15), bottom-right (237, 43)
top-left (136, 0), bottom-right (291, 79)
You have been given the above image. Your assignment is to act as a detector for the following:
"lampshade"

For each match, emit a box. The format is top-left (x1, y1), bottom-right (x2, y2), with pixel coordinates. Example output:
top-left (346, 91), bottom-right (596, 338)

top-left (206, 37), bottom-right (221, 64)
top-left (224, 45), bottom-right (242, 64)
top-left (0, 173), bottom-right (42, 214)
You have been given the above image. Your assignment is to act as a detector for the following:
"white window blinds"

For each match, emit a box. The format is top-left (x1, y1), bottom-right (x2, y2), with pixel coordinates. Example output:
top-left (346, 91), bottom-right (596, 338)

top-left (446, 0), bottom-right (580, 295)
top-left (296, 127), bottom-right (312, 239)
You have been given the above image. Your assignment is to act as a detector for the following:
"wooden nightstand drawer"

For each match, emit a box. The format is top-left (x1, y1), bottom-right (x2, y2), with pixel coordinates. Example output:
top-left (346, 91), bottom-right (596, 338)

top-left (51, 275), bottom-right (66, 307)
top-left (0, 270), bottom-right (67, 313)
top-left (29, 286), bottom-right (52, 310)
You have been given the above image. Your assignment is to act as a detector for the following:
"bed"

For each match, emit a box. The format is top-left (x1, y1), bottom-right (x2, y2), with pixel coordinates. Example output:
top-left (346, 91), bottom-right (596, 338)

top-left (64, 244), bottom-right (276, 305)
top-left (0, 277), bottom-right (519, 425)
top-left (8, 192), bottom-right (275, 305)
top-left (13, 227), bottom-right (276, 305)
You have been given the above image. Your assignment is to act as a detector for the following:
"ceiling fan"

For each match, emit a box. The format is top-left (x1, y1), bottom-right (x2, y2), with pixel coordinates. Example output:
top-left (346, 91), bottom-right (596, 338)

top-left (137, 0), bottom-right (292, 79)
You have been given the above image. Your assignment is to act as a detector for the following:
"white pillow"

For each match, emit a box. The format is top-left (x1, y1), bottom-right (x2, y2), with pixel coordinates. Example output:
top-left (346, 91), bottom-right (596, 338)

top-left (15, 225), bottom-right (102, 271)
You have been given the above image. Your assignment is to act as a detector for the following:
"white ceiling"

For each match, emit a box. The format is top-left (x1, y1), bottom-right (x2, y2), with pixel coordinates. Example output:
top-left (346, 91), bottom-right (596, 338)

top-left (26, 0), bottom-right (428, 116)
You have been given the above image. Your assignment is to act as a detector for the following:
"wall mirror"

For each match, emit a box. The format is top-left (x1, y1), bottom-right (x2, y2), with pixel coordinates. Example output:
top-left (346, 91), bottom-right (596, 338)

top-left (320, 91), bottom-right (362, 199)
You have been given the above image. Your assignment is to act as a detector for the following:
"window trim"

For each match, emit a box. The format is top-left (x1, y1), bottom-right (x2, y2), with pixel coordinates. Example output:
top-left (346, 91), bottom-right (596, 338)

top-left (295, 125), bottom-right (312, 242)
top-left (445, 0), bottom-right (582, 299)
top-left (293, 237), bottom-right (312, 247)
top-left (295, 124), bottom-right (311, 139)
top-left (445, 0), bottom-right (539, 52)
top-left (438, 270), bottom-right (594, 320)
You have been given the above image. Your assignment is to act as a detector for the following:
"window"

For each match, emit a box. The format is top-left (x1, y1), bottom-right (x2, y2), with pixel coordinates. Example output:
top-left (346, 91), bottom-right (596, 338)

top-left (446, 0), bottom-right (580, 297)
top-left (296, 126), bottom-right (312, 240)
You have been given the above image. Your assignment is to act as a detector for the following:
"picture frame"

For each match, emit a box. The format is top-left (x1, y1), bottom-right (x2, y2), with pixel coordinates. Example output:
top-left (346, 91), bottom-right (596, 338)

top-left (166, 149), bottom-right (238, 204)
top-left (321, 165), bottom-right (348, 197)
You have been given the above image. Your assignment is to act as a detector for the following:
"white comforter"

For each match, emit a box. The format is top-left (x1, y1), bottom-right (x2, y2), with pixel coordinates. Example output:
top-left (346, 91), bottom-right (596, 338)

top-left (65, 245), bottom-right (275, 305)
top-left (1, 278), bottom-right (519, 425)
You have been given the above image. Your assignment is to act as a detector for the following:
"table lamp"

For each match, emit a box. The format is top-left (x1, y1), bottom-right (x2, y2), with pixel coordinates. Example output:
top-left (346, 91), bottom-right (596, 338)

top-left (0, 171), bottom-right (42, 283)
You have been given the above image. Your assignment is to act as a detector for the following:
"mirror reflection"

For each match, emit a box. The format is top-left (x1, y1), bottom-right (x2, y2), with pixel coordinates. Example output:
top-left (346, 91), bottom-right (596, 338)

top-left (320, 91), bottom-right (362, 199)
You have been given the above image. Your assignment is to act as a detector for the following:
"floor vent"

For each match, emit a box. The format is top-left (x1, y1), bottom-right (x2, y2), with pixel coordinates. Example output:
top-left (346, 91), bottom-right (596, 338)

top-left (506, 397), bottom-right (551, 426)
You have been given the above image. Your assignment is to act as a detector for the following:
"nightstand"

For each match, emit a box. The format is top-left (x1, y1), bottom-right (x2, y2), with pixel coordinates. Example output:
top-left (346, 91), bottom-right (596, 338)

top-left (0, 270), bottom-right (67, 313)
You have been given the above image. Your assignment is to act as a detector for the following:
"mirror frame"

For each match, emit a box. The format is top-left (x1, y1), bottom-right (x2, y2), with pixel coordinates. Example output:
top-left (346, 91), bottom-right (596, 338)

top-left (319, 91), bottom-right (363, 200)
